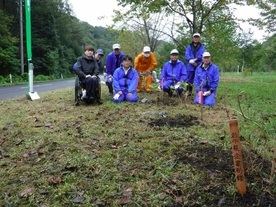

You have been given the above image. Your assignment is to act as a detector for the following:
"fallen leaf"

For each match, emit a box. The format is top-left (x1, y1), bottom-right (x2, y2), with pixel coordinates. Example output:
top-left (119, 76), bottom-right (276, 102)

top-left (118, 197), bottom-right (130, 205)
top-left (92, 136), bottom-right (103, 141)
top-left (37, 151), bottom-right (44, 157)
top-left (38, 189), bottom-right (49, 195)
top-left (94, 200), bottom-right (106, 206)
top-left (91, 149), bottom-right (101, 153)
top-left (165, 189), bottom-right (172, 195)
top-left (72, 196), bottom-right (84, 203)
top-left (44, 123), bottom-right (52, 127)
top-left (48, 176), bottom-right (62, 185)
top-left (20, 187), bottom-right (35, 197)
top-left (175, 196), bottom-right (183, 203)
top-left (200, 140), bottom-right (208, 144)
top-left (122, 188), bottom-right (133, 197)
top-left (159, 193), bottom-right (167, 200)
top-left (16, 140), bottom-right (24, 146)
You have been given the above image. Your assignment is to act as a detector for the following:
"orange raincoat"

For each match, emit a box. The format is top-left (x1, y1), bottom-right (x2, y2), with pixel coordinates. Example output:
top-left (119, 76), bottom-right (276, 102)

top-left (134, 52), bottom-right (157, 92)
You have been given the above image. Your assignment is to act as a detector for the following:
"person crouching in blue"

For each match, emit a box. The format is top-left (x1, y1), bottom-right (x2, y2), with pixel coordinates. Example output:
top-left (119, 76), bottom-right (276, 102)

top-left (194, 52), bottom-right (220, 106)
top-left (159, 49), bottom-right (187, 97)
top-left (112, 55), bottom-right (139, 103)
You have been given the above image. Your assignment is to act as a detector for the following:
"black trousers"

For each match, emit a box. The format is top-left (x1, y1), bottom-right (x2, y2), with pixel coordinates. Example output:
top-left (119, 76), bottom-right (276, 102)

top-left (81, 77), bottom-right (100, 99)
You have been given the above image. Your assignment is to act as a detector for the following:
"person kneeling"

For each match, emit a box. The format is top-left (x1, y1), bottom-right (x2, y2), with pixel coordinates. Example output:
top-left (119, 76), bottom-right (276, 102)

top-left (159, 49), bottom-right (187, 97)
top-left (112, 55), bottom-right (139, 103)
top-left (194, 52), bottom-right (220, 106)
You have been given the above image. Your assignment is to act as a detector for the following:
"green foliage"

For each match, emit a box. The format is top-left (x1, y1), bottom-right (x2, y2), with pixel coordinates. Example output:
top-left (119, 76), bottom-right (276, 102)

top-left (1, 0), bottom-right (275, 81)
top-left (256, 34), bottom-right (276, 72)
top-left (116, 30), bottom-right (142, 58)
top-left (35, 74), bottom-right (51, 82)
top-left (0, 9), bottom-right (20, 76)
top-left (44, 49), bottom-right (60, 78)
top-left (154, 42), bottom-right (177, 67)
top-left (0, 76), bottom-right (5, 84)
top-left (252, 0), bottom-right (275, 33)
top-left (10, 74), bottom-right (26, 83)
top-left (203, 11), bottom-right (242, 71)
top-left (241, 34), bottom-right (276, 72)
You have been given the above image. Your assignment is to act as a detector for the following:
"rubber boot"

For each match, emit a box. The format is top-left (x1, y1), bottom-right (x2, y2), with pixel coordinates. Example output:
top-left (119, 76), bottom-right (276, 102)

top-left (108, 85), bottom-right (113, 94)
top-left (186, 84), bottom-right (193, 96)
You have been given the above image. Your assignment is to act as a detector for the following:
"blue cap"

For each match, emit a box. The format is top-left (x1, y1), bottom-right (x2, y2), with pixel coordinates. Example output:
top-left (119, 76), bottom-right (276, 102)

top-left (96, 49), bottom-right (104, 55)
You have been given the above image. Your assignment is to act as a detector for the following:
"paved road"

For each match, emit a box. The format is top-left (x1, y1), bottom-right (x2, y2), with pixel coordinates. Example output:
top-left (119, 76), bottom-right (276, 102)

top-left (0, 75), bottom-right (105, 100)
top-left (0, 79), bottom-right (75, 100)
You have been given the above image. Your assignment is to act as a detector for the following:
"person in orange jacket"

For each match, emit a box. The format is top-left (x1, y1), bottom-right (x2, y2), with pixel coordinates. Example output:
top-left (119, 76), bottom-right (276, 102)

top-left (134, 46), bottom-right (157, 92)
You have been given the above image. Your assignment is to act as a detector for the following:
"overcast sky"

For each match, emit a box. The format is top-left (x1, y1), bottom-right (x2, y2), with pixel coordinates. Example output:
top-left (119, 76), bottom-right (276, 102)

top-left (68, 0), bottom-right (266, 41)
top-left (69, 0), bottom-right (118, 27)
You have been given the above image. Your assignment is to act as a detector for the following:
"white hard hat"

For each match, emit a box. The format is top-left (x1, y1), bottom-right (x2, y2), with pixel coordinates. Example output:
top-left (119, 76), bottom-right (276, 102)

top-left (193, 33), bottom-right (201, 37)
top-left (202, 52), bottom-right (211, 57)
top-left (170, 49), bottom-right (179, 55)
top-left (112, 44), bottom-right (121, 50)
top-left (143, 46), bottom-right (151, 52)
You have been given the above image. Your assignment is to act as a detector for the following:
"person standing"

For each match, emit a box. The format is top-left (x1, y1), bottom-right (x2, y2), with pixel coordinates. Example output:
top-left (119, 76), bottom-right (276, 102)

top-left (134, 46), bottom-right (157, 92)
top-left (112, 55), bottom-right (139, 103)
top-left (105, 44), bottom-right (125, 94)
top-left (94, 49), bottom-right (105, 73)
top-left (194, 52), bottom-right (220, 106)
top-left (159, 49), bottom-right (187, 97)
top-left (185, 33), bottom-right (205, 96)
top-left (75, 45), bottom-right (101, 102)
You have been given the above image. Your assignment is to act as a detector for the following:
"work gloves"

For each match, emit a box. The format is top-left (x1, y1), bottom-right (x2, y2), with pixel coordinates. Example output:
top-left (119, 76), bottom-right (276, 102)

top-left (107, 75), bottom-right (113, 83)
top-left (113, 93), bottom-right (120, 100)
top-left (81, 90), bottom-right (86, 100)
top-left (189, 59), bottom-right (196, 64)
top-left (174, 82), bottom-right (181, 89)
top-left (203, 91), bottom-right (211, 96)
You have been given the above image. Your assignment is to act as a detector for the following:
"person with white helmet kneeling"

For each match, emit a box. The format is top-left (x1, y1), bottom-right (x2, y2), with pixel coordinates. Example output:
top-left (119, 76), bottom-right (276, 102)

top-left (194, 51), bottom-right (220, 106)
top-left (159, 49), bottom-right (187, 97)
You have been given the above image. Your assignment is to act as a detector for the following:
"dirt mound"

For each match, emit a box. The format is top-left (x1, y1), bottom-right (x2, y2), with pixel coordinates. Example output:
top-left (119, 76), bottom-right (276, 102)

top-left (148, 114), bottom-right (200, 128)
top-left (173, 143), bottom-right (275, 207)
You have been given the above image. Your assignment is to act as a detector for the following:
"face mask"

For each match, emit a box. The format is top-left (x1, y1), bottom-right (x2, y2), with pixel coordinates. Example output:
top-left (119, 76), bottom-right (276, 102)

top-left (143, 53), bottom-right (150, 57)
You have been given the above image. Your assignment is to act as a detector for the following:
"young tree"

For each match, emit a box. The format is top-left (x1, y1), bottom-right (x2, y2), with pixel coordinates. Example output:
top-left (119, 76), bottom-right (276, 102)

top-left (113, 7), bottom-right (169, 51)
top-left (248, 0), bottom-right (275, 33)
top-left (117, 0), bottom-right (246, 34)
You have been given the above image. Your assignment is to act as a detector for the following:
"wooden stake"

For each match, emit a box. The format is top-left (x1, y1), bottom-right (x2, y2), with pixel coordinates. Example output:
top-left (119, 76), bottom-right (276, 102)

top-left (229, 119), bottom-right (247, 195)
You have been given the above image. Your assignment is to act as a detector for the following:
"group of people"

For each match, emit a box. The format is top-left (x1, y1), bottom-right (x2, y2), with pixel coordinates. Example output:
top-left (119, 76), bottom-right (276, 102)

top-left (74, 33), bottom-right (220, 106)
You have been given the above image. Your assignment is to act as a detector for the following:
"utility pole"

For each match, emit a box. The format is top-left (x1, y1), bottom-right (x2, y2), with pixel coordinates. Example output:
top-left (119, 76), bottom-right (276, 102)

top-left (25, 0), bottom-right (40, 100)
top-left (20, 0), bottom-right (24, 75)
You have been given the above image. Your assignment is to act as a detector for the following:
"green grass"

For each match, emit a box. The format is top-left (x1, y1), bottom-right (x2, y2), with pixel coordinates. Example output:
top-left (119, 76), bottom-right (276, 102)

top-left (221, 71), bottom-right (276, 83)
top-left (0, 74), bottom-right (275, 206)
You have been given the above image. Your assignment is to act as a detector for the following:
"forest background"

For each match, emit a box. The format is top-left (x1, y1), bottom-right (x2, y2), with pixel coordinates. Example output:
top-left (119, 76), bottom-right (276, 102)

top-left (0, 0), bottom-right (275, 83)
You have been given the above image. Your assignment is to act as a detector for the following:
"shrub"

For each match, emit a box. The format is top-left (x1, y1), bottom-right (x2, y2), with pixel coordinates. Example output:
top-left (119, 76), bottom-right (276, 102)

top-left (0, 76), bottom-right (6, 84)
top-left (21, 73), bottom-right (29, 82)
top-left (35, 75), bottom-right (50, 82)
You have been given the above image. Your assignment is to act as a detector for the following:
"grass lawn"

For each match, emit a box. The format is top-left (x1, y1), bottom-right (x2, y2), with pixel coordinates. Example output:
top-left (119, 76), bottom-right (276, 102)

top-left (0, 73), bottom-right (275, 206)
